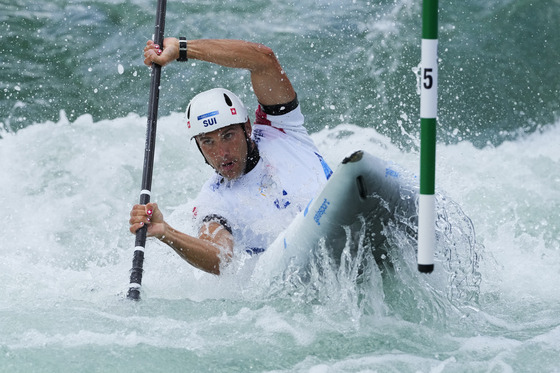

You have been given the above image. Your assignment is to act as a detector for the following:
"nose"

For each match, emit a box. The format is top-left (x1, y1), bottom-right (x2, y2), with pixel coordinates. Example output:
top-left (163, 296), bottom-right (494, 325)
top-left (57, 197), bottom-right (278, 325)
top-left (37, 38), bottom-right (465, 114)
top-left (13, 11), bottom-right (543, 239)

top-left (215, 140), bottom-right (230, 158)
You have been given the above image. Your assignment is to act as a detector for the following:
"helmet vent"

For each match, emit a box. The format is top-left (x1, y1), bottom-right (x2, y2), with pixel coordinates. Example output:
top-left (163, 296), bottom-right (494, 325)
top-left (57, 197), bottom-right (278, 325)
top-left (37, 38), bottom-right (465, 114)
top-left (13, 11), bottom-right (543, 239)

top-left (223, 93), bottom-right (233, 107)
top-left (186, 104), bottom-right (191, 119)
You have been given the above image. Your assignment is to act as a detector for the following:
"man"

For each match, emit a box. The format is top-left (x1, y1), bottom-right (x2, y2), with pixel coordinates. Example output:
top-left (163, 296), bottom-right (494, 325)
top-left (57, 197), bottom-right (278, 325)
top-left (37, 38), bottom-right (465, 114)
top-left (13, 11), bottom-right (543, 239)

top-left (129, 38), bottom-right (332, 275)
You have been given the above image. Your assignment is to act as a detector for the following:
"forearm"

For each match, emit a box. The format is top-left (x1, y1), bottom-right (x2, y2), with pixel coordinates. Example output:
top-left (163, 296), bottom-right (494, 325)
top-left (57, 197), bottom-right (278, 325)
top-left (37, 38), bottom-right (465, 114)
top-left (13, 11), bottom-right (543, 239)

top-left (158, 222), bottom-right (230, 275)
top-left (159, 38), bottom-right (295, 105)
top-left (187, 39), bottom-right (260, 67)
top-left (190, 39), bottom-right (295, 105)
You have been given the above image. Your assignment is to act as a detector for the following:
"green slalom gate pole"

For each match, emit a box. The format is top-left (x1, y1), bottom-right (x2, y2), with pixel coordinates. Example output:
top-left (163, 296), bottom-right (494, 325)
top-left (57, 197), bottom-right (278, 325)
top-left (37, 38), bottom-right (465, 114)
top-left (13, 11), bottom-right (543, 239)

top-left (418, 0), bottom-right (438, 273)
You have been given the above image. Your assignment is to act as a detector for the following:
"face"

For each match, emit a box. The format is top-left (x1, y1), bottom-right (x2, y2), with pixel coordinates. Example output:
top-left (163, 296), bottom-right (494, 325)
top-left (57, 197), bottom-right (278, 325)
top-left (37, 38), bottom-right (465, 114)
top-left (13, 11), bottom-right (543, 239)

top-left (196, 123), bottom-right (251, 180)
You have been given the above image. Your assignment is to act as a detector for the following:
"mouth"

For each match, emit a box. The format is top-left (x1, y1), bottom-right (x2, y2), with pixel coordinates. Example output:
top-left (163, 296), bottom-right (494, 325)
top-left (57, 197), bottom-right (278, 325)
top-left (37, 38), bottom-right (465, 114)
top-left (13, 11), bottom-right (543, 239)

top-left (220, 160), bottom-right (237, 173)
top-left (214, 156), bottom-right (244, 179)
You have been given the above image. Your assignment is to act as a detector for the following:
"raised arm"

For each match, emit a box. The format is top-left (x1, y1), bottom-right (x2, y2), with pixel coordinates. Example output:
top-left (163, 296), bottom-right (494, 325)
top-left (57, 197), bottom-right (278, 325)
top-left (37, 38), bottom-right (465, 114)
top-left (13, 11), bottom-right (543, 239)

top-left (143, 38), bottom-right (296, 106)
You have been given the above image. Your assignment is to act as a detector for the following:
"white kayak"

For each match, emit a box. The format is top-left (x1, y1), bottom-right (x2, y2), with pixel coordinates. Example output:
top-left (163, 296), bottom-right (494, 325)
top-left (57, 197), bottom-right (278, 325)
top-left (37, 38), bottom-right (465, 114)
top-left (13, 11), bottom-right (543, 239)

top-left (253, 150), bottom-right (418, 281)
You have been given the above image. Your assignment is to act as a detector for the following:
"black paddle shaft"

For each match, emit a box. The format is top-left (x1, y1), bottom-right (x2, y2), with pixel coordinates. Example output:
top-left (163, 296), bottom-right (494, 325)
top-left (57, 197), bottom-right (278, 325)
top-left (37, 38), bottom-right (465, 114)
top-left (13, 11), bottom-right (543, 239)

top-left (127, 0), bottom-right (167, 301)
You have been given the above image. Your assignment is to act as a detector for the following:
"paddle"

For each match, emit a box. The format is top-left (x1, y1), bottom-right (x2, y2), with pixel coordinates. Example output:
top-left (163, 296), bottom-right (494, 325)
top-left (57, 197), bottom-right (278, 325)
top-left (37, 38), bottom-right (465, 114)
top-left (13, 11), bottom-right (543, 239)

top-left (127, 0), bottom-right (168, 300)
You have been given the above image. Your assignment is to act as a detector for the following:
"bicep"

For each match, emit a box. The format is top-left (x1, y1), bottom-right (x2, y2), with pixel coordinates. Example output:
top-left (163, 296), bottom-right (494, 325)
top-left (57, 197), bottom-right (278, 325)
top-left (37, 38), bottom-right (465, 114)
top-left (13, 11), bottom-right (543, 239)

top-left (248, 45), bottom-right (296, 106)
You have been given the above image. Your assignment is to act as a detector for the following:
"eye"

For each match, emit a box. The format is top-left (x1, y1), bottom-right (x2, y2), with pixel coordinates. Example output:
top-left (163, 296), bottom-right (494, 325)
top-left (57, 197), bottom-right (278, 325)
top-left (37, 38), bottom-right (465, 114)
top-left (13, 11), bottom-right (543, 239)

top-left (222, 129), bottom-right (238, 141)
top-left (199, 138), bottom-right (214, 146)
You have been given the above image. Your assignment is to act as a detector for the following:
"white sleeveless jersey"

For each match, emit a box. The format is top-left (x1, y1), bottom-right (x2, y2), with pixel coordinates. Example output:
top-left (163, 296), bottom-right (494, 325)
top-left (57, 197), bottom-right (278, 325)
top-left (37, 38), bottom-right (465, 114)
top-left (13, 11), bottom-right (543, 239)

top-left (192, 104), bottom-right (332, 255)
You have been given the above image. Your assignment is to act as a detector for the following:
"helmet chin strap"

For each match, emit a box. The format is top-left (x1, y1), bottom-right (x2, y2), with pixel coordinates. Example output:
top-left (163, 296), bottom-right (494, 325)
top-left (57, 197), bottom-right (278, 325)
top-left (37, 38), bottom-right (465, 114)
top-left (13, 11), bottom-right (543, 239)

top-left (241, 123), bottom-right (260, 174)
top-left (194, 140), bottom-right (211, 167)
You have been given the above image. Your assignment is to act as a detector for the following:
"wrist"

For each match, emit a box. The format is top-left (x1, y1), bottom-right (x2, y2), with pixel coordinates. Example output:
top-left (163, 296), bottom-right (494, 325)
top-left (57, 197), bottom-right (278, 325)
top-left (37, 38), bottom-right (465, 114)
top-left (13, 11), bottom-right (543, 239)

top-left (153, 221), bottom-right (170, 241)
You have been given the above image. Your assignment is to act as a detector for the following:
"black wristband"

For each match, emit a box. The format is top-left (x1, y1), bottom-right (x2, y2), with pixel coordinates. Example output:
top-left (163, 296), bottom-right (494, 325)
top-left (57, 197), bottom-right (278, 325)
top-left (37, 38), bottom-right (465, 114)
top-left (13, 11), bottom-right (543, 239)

top-left (177, 37), bottom-right (188, 61)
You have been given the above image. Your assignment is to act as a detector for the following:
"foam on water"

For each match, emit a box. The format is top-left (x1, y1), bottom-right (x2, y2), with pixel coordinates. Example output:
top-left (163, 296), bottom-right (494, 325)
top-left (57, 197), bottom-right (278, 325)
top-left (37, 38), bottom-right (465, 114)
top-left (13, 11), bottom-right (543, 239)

top-left (1, 113), bottom-right (559, 371)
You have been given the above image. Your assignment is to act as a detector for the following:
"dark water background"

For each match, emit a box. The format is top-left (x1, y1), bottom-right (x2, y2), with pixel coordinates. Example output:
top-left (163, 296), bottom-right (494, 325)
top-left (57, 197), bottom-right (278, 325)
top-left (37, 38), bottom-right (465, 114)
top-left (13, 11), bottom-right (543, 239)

top-left (2, 0), bottom-right (559, 148)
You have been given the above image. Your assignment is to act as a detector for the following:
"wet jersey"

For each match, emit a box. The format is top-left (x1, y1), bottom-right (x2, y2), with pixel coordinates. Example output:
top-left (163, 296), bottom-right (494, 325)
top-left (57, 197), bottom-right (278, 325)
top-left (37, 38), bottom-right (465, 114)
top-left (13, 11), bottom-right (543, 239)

top-left (192, 101), bottom-right (332, 256)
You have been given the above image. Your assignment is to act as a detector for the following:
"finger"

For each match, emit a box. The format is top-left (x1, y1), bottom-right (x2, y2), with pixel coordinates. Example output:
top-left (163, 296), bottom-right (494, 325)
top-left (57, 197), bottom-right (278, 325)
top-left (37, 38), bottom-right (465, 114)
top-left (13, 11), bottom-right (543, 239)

top-left (130, 204), bottom-right (146, 217)
top-left (144, 40), bottom-right (156, 53)
top-left (144, 44), bottom-right (162, 55)
top-left (129, 221), bottom-right (145, 234)
top-left (144, 48), bottom-right (156, 60)
top-left (145, 203), bottom-right (156, 222)
top-left (130, 205), bottom-right (140, 218)
top-left (129, 214), bottom-right (147, 226)
top-left (143, 50), bottom-right (165, 67)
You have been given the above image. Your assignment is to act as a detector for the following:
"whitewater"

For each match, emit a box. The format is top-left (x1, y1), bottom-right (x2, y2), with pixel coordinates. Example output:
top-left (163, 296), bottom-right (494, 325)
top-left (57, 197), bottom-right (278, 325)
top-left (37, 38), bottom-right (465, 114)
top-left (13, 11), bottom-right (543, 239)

top-left (0, 110), bottom-right (558, 371)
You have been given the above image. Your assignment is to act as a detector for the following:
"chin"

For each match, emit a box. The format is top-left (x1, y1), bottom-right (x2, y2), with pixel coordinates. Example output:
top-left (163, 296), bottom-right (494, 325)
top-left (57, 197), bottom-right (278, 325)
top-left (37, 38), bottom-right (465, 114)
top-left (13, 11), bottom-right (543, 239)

top-left (217, 167), bottom-right (242, 181)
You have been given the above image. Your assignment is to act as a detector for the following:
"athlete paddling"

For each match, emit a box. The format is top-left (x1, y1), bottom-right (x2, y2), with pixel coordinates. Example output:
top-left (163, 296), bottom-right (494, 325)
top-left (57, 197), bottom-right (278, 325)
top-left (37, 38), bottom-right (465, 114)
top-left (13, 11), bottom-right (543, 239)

top-left (129, 38), bottom-right (331, 274)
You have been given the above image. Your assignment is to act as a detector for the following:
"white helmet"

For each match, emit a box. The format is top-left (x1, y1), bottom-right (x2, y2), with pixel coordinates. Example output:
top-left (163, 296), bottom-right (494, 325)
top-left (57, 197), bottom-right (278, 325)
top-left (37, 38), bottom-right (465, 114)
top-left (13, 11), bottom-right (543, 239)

top-left (185, 88), bottom-right (249, 139)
